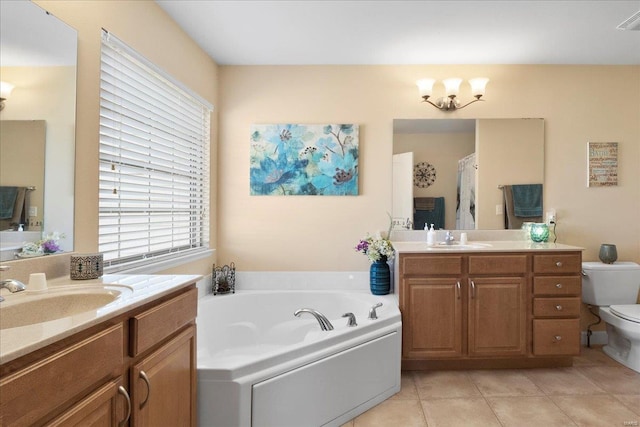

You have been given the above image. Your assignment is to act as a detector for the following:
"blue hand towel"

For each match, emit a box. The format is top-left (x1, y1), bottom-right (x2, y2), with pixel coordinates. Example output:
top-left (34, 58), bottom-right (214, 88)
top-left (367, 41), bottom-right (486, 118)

top-left (0, 186), bottom-right (18, 219)
top-left (512, 184), bottom-right (542, 217)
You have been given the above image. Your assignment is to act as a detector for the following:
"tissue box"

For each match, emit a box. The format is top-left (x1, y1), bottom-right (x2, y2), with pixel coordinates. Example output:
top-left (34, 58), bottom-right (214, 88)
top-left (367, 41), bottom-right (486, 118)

top-left (70, 254), bottom-right (103, 280)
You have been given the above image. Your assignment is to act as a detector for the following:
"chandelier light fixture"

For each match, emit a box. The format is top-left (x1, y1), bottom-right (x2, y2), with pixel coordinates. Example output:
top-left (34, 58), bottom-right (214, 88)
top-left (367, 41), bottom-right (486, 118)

top-left (416, 77), bottom-right (489, 111)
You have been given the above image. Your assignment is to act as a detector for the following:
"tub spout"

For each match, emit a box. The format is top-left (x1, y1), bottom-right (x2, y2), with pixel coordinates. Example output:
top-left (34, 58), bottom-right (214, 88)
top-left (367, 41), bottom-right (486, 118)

top-left (294, 308), bottom-right (334, 331)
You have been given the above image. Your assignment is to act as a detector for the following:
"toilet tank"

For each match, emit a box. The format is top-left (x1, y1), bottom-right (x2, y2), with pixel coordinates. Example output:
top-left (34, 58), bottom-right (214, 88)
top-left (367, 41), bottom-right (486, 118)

top-left (582, 262), bottom-right (640, 305)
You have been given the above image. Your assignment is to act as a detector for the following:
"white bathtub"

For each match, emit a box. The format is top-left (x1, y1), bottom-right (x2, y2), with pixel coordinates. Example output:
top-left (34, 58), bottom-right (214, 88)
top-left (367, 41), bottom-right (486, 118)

top-left (197, 290), bottom-right (402, 427)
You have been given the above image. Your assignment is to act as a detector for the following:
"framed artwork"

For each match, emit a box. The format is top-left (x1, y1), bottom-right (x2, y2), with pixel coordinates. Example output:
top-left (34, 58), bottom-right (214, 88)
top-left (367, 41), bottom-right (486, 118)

top-left (587, 142), bottom-right (618, 187)
top-left (250, 124), bottom-right (359, 196)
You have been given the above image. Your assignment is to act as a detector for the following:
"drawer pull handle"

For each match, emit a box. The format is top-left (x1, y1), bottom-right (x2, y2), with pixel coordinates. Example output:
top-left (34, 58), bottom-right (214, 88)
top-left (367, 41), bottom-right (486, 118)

top-left (555, 283), bottom-right (563, 289)
top-left (140, 370), bottom-right (151, 409)
top-left (554, 335), bottom-right (562, 341)
top-left (556, 261), bottom-right (563, 267)
top-left (456, 281), bottom-right (461, 299)
top-left (118, 386), bottom-right (131, 427)
top-left (556, 305), bottom-right (563, 311)
top-left (470, 280), bottom-right (476, 299)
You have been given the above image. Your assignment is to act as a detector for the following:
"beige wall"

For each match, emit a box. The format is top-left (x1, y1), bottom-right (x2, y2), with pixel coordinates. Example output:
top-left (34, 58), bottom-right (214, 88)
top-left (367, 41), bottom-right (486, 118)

top-left (394, 132), bottom-right (475, 230)
top-left (219, 65), bottom-right (640, 271)
top-left (33, 0), bottom-right (219, 276)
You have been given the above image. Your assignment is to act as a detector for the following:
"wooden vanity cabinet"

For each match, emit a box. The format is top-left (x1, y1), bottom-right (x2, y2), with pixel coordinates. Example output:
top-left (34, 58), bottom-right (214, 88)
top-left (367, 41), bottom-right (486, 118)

top-left (399, 251), bottom-right (582, 370)
top-left (532, 253), bottom-right (582, 356)
top-left (0, 284), bottom-right (197, 427)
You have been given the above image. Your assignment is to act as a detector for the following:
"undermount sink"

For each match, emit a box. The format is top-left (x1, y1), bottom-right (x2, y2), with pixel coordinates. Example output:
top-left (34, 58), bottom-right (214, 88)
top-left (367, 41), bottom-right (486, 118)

top-left (0, 286), bottom-right (130, 330)
top-left (397, 241), bottom-right (493, 250)
top-left (433, 242), bottom-right (493, 250)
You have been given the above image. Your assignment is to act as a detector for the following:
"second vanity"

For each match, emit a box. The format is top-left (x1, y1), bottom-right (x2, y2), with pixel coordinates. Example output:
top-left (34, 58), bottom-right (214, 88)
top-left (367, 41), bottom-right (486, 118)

top-left (393, 234), bottom-right (583, 370)
top-left (0, 273), bottom-right (199, 426)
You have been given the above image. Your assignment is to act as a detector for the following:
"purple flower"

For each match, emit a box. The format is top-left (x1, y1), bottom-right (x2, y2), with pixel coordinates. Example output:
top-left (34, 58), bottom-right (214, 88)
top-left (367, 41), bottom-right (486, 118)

top-left (41, 239), bottom-right (60, 253)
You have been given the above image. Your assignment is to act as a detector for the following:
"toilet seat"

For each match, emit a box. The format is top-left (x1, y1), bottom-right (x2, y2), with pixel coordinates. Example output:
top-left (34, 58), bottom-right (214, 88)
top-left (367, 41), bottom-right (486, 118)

top-left (610, 304), bottom-right (640, 324)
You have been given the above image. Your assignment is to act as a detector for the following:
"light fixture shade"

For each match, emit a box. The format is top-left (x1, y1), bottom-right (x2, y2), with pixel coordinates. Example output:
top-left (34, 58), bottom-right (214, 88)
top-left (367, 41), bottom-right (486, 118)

top-left (443, 78), bottom-right (462, 96)
top-left (416, 79), bottom-right (436, 97)
top-left (0, 81), bottom-right (15, 99)
top-left (468, 78), bottom-right (489, 97)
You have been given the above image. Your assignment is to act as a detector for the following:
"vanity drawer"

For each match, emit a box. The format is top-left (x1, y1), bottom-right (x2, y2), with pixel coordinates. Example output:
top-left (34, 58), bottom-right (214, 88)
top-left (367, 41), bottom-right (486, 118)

top-left (533, 297), bottom-right (581, 318)
top-left (533, 277), bottom-right (581, 296)
top-left (468, 255), bottom-right (527, 275)
top-left (130, 287), bottom-right (197, 357)
top-left (533, 253), bottom-right (581, 274)
top-left (533, 319), bottom-right (580, 356)
top-left (401, 255), bottom-right (463, 276)
top-left (0, 324), bottom-right (124, 426)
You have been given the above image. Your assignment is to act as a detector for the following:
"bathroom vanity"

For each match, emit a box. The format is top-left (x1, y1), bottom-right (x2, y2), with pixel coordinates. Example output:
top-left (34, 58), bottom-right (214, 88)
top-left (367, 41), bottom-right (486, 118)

top-left (0, 274), bottom-right (198, 426)
top-left (394, 240), bottom-right (583, 370)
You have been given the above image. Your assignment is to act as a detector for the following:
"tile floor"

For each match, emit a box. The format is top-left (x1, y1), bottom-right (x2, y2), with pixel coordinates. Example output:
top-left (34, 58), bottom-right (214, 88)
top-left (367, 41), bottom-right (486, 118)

top-left (341, 346), bottom-right (640, 427)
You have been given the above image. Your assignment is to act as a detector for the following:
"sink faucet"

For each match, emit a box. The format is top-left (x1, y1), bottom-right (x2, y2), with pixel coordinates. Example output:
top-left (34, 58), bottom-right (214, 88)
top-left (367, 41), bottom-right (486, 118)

top-left (294, 308), bottom-right (334, 331)
top-left (0, 266), bottom-right (26, 302)
top-left (444, 230), bottom-right (455, 245)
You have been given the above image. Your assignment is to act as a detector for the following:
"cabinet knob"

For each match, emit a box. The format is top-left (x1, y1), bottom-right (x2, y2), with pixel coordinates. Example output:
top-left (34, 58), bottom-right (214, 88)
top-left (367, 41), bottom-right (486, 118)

top-left (556, 261), bottom-right (563, 267)
top-left (554, 335), bottom-right (562, 341)
top-left (555, 283), bottom-right (563, 289)
top-left (556, 305), bottom-right (563, 311)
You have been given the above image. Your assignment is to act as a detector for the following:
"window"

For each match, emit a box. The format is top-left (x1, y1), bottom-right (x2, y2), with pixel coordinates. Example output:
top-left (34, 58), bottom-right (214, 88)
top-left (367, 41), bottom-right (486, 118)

top-left (99, 30), bottom-right (212, 272)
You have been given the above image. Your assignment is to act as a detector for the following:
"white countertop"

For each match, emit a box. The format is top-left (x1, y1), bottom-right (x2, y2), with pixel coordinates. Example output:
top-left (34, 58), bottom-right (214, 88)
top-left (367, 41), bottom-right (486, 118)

top-left (0, 274), bottom-right (200, 365)
top-left (393, 240), bottom-right (584, 254)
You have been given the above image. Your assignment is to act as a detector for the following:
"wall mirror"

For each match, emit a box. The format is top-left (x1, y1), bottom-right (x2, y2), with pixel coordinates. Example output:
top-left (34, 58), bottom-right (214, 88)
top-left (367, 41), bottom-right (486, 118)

top-left (392, 118), bottom-right (544, 231)
top-left (0, 0), bottom-right (77, 252)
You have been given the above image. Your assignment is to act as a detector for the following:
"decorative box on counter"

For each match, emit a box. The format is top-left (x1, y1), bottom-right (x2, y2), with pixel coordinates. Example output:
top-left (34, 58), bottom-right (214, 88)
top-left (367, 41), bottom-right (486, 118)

top-left (70, 253), bottom-right (103, 280)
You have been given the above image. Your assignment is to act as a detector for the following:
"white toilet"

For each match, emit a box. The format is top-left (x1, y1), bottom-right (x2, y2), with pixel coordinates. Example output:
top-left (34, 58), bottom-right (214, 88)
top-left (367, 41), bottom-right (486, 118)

top-left (582, 261), bottom-right (640, 372)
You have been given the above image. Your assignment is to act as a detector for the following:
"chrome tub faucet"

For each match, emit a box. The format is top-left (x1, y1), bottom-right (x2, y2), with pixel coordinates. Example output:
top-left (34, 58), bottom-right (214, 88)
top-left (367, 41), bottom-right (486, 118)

top-left (294, 308), bottom-right (334, 331)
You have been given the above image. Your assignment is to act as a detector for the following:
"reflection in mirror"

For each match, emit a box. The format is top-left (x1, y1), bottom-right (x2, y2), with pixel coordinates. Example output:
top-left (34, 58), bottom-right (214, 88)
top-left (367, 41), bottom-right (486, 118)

top-left (392, 118), bottom-right (544, 231)
top-left (0, 0), bottom-right (77, 252)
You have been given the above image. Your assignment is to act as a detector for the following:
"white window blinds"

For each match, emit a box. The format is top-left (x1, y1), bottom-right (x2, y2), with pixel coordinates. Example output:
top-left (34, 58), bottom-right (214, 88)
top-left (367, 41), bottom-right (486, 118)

top-left (99, 30), bottom-right (212, 271)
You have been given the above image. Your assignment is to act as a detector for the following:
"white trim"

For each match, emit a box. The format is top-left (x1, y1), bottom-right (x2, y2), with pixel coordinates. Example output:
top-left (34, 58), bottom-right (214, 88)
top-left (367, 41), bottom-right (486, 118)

top-left (106, 248), bottom-right (214, 274)
top-left (581, 330), bottom-right (608, 346)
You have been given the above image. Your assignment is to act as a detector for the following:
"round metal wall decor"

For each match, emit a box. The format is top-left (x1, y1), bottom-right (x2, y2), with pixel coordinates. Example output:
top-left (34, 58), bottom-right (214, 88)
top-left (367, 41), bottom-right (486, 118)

top-left (413, 162), bottom-right (436, 188)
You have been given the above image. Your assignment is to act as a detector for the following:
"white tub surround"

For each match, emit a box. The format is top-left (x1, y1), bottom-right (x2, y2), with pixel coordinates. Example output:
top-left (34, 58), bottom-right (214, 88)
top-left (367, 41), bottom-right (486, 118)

top-left (0, 273), bottom-right (201, 363)
top-left (197, 290), bottom-right (402, 427)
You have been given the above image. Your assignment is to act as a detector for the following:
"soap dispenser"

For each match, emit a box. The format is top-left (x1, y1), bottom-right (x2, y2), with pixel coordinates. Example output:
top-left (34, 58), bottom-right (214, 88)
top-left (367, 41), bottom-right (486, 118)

top-left (426, 224), bottom-right (436, 246)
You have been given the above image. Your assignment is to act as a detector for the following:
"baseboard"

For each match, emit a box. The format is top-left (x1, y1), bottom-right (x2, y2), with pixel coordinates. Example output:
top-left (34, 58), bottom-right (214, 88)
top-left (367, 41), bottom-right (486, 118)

top-left (581, 330), bottom-right (608, 346)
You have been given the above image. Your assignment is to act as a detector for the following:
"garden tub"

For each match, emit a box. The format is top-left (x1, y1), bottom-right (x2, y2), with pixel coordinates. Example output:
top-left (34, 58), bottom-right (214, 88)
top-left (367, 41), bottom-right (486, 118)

top-left (197, 290), bottom-right (401, 427)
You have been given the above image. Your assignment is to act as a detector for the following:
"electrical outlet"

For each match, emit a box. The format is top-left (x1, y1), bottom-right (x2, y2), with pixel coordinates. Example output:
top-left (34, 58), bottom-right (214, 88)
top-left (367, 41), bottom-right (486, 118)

top-left (496, 204), bottom-right (503, 215)
top-left (28, 206), bottom-right (37, 217)
top-left (546, 209), bottom-right (556, 224)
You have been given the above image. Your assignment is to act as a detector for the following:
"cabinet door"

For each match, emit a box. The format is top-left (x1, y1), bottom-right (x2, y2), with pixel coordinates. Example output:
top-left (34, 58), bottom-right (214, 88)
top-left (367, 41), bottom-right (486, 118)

top-left (46, 378), bottom-right (129, 427)
top-left (131, 326), bottom-right (196, 427)
top-left (403, 277), bottom-right (463, 359)
top-left (468, 277), bottom-right (527, 357)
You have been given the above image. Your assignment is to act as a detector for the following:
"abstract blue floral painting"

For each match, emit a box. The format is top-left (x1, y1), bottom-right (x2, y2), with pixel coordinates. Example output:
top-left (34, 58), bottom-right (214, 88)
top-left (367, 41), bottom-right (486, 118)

top-left (250, 124), bottom-right (359, 196)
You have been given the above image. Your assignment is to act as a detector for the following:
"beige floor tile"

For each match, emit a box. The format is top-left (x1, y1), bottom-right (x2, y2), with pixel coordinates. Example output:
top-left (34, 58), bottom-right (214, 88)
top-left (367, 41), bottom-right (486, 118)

top-left (413, 370), bottom-right (481, 399)
top-left (353, 399), bottom-right (427, 427)
top-left (576, 365), bottom-right (640, 395)
top-left (572, 345), bottom-right (624, 367)
top-left (488, 396), bottom-right (576, 427)
top-left (389, 371), bottom-right (419, 400)
top-left (340, 421), bottom-right (354, 427)
top-left (421, 397), bottom-right (501, 427)
top-left (467, 369), bottom-right (543, 397)
top-left (523, 367), bottom-right (606, 395)
top-left (615, 394), bottom-right (640, 416)
top-left (552, 395), bottom-right (639, 427)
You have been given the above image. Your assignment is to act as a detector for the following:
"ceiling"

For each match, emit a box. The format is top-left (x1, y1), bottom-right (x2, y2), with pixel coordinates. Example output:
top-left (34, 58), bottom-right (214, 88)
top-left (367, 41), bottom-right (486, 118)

top-left (156, 1), bottom-right (640, 66)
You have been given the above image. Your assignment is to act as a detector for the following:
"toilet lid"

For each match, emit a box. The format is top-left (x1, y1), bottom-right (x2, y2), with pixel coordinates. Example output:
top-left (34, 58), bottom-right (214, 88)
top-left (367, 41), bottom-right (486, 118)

top-left (610, 305), bottom-right (640, 323)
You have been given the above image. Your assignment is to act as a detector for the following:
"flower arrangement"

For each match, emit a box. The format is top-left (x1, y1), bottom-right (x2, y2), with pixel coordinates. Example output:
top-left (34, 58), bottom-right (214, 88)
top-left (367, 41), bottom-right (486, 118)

top-left (355, 231), bottom-right (395, 263)
top-left (21, 231), bottom-right (65, 256)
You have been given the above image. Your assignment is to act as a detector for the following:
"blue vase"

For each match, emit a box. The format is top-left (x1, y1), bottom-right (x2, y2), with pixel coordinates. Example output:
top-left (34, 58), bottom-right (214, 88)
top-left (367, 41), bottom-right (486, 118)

top-left (370, 256), bottom-right (390, 295)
